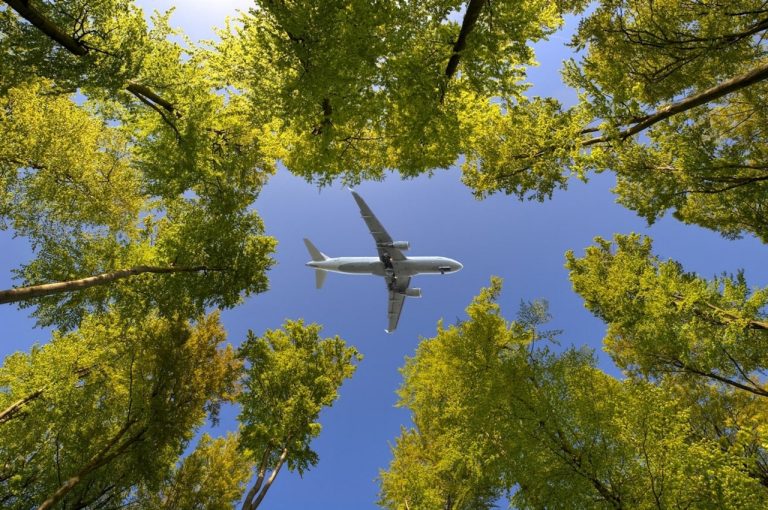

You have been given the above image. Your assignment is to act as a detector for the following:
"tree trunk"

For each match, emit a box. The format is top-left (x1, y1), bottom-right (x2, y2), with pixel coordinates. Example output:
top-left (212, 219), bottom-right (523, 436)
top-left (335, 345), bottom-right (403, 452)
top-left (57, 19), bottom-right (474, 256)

top-left (243, 447), bottom-right (289, 510)
top-left (4, 0), bottom-right (88, 55)
top-left (37, 421), bottom-right (146, 510)
top-left (0, 265), bottom-right (222, 305)
top-left (241, 448), bottom-right (272, 510)
top-left (445, 0), bottom-right (486, 80)
top-left (5, 1), bottom-right (178, 115)
top-left (441, 0), bottom-right (487, 101)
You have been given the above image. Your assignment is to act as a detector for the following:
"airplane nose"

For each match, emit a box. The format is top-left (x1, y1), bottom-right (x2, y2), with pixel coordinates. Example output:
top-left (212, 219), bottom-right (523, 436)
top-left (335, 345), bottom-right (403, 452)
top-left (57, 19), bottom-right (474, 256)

top-left (455, 261), bottom-right (463, 271)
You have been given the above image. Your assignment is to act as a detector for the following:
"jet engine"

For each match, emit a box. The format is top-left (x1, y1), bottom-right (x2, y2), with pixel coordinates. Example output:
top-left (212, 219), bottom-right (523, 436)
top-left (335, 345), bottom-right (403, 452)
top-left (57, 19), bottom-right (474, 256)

top-left (379, 241), bottom-right (410, 250)
top-left (400, 288), bottom-right (422, 298)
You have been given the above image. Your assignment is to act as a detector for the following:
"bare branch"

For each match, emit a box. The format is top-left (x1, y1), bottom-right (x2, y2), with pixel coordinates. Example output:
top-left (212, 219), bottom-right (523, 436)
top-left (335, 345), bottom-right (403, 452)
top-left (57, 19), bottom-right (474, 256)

top-left (0, 265), bottom-right (226, 305)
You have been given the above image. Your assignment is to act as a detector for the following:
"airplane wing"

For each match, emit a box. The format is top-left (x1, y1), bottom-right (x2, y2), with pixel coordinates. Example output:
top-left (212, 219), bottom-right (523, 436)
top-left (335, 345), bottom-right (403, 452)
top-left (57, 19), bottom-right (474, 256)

top-left (385, 276), bottom-right (410, 333)
top-left (351, 191), bottom-right (406, 262)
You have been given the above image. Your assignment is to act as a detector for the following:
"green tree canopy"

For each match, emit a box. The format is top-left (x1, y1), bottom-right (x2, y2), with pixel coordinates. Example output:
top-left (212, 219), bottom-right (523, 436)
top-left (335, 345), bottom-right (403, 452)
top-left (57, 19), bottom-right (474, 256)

top-left (237, 320), bottom-right (361, 510)
top-left (462, 0), bottom-right (768, 241)
top-left (214, 0), bottom-right (579, 183)
top-left (567, 233), bottom-right (768, 396)
top-left (0, 309), bottom-right (240, 509)
top-left (380, 278), bottom-right (768, 509)
top-left (0, 2), bottom-right (277, 330)
top-left (135, 433), bottom-right (254, 510)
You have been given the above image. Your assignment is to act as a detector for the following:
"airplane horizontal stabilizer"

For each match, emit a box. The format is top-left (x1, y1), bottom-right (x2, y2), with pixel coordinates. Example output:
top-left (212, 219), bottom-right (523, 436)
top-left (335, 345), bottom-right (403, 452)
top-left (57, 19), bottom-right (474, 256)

top-left (315, 269), bottom-right (327, 289)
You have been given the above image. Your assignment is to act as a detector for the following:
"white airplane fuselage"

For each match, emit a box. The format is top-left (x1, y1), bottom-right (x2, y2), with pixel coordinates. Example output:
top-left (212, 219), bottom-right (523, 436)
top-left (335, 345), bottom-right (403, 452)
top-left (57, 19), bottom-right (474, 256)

top-left (306, 256), bottom-right (463, 277)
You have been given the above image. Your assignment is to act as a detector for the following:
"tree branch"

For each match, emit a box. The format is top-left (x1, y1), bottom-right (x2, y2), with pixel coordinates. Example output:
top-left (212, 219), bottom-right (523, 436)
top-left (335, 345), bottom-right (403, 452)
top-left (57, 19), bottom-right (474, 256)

top-left (241, 447), bottom-right (272, 510)
top-left (0, 365), bottom-right (94, 425)
top-left (672, 292), bottom-right (768, 331)
top-left (4, 1), bottom-right (179, 122)
top-left (0, 265), bottom-right (225, 305)
top-left (127, 87), bottom-right (181, 138)
top-left (125, 83), bottom-right (176, 115)
top-left (583, 61), bottom-right (768, 147)
top-left (4, 0), bottom-right (89, 56)
top-left (0, 389), bottom-right (44, 424)
top-left (670, 360), bottom-right (768, 398)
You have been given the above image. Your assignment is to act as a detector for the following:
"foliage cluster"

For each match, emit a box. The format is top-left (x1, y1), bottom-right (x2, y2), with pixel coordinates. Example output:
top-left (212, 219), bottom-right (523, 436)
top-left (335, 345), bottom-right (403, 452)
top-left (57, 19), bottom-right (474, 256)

top-left (2, 0), bottom-right (768, 508)
top-left (381, 271), bottom-right (768, 509)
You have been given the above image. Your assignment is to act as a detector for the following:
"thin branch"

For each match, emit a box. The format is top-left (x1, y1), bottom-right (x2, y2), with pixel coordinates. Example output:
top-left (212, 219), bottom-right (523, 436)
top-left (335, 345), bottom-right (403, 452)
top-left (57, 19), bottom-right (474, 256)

top-left (0, 389), bottom-right (44, 424)
top-left (674, 174), bottom-right (768, 196)
top-left (125, 83), bottom-right (176, 115)
top-left (0, 365), bottom-right (94, 425)
top-left (671, 360), bottom-right (768, 398)
top-left (672, 292), bottom-right (768, 331)
top-left (127, 87), bottom-right (181, 139)
top-left (721, 347), bottom-right (763, 392)
top-left (37, 420), bottom-right (146, 510)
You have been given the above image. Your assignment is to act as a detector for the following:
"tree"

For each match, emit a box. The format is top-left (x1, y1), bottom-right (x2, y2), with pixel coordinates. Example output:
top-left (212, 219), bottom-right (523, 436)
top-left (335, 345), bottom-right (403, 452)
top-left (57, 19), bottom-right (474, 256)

top-left (0, 310), bottom-right (240, 509)
top-left (10, 190), bottom-right (276, 330)
top-left (380, 278), bottom-right (768, 509)
top-left (566, 233), bottom-right (768, 397)
top-left (1, 3), bottom-right (365, 508)
top-left (0, 4), bottom-right (278, 330)
top-left (381, 280), bottom-right (549, 509)
top-left (237, 320), bottom-right (361, 510)
top-left (135, 433), bottom-right (254, 510)
top-left (214, 0), bottom-right (574, 183)
top-left (461, 0), bottom-right (768, 241)
top-left (0, 0), bottom-right (150, 95)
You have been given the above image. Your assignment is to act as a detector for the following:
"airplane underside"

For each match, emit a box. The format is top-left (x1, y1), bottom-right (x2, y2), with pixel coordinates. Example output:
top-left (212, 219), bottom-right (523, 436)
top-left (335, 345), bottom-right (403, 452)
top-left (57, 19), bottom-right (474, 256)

top-left (304, 191), bottom-right (462, 332)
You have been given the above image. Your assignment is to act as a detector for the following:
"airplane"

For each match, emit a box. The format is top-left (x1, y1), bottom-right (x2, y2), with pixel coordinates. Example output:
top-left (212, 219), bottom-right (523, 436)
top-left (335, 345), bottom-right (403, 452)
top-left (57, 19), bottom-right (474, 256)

top-left (304, 190), bottom-right (463, 333)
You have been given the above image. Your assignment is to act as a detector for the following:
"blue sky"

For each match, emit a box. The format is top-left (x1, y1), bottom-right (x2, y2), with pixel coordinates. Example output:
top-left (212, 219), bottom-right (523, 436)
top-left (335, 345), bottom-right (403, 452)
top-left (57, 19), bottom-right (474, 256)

top-left (2, 2), bottom-right (768, 509)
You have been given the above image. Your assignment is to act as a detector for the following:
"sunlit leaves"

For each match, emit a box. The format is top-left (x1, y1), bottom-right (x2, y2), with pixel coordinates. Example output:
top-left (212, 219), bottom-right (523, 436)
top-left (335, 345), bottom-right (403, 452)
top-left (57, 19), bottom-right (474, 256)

top-left (567, 233), bottom-right (768, 392)
top-left (382, 278), bottom-right (768, 509)
top-left (461, 1), bottom-right (768, 242)
top-left (238, 320), bottom-right (361, 476)
top-left (0, 81), bottom-right (143, 237)
top-left (215, 0), bottom-right (569, 183)
top-left (236, 321), bottom-right (360, 508)
top-left (0, 310), bottom-right (240, 508)
top-left (136, 433), bottom-right (254, 510)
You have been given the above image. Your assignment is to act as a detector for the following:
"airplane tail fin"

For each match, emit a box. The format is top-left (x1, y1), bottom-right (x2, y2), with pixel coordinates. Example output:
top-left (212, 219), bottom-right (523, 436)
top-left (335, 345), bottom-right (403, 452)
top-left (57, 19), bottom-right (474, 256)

top-left (303, 238), bottom-right (328, 261)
